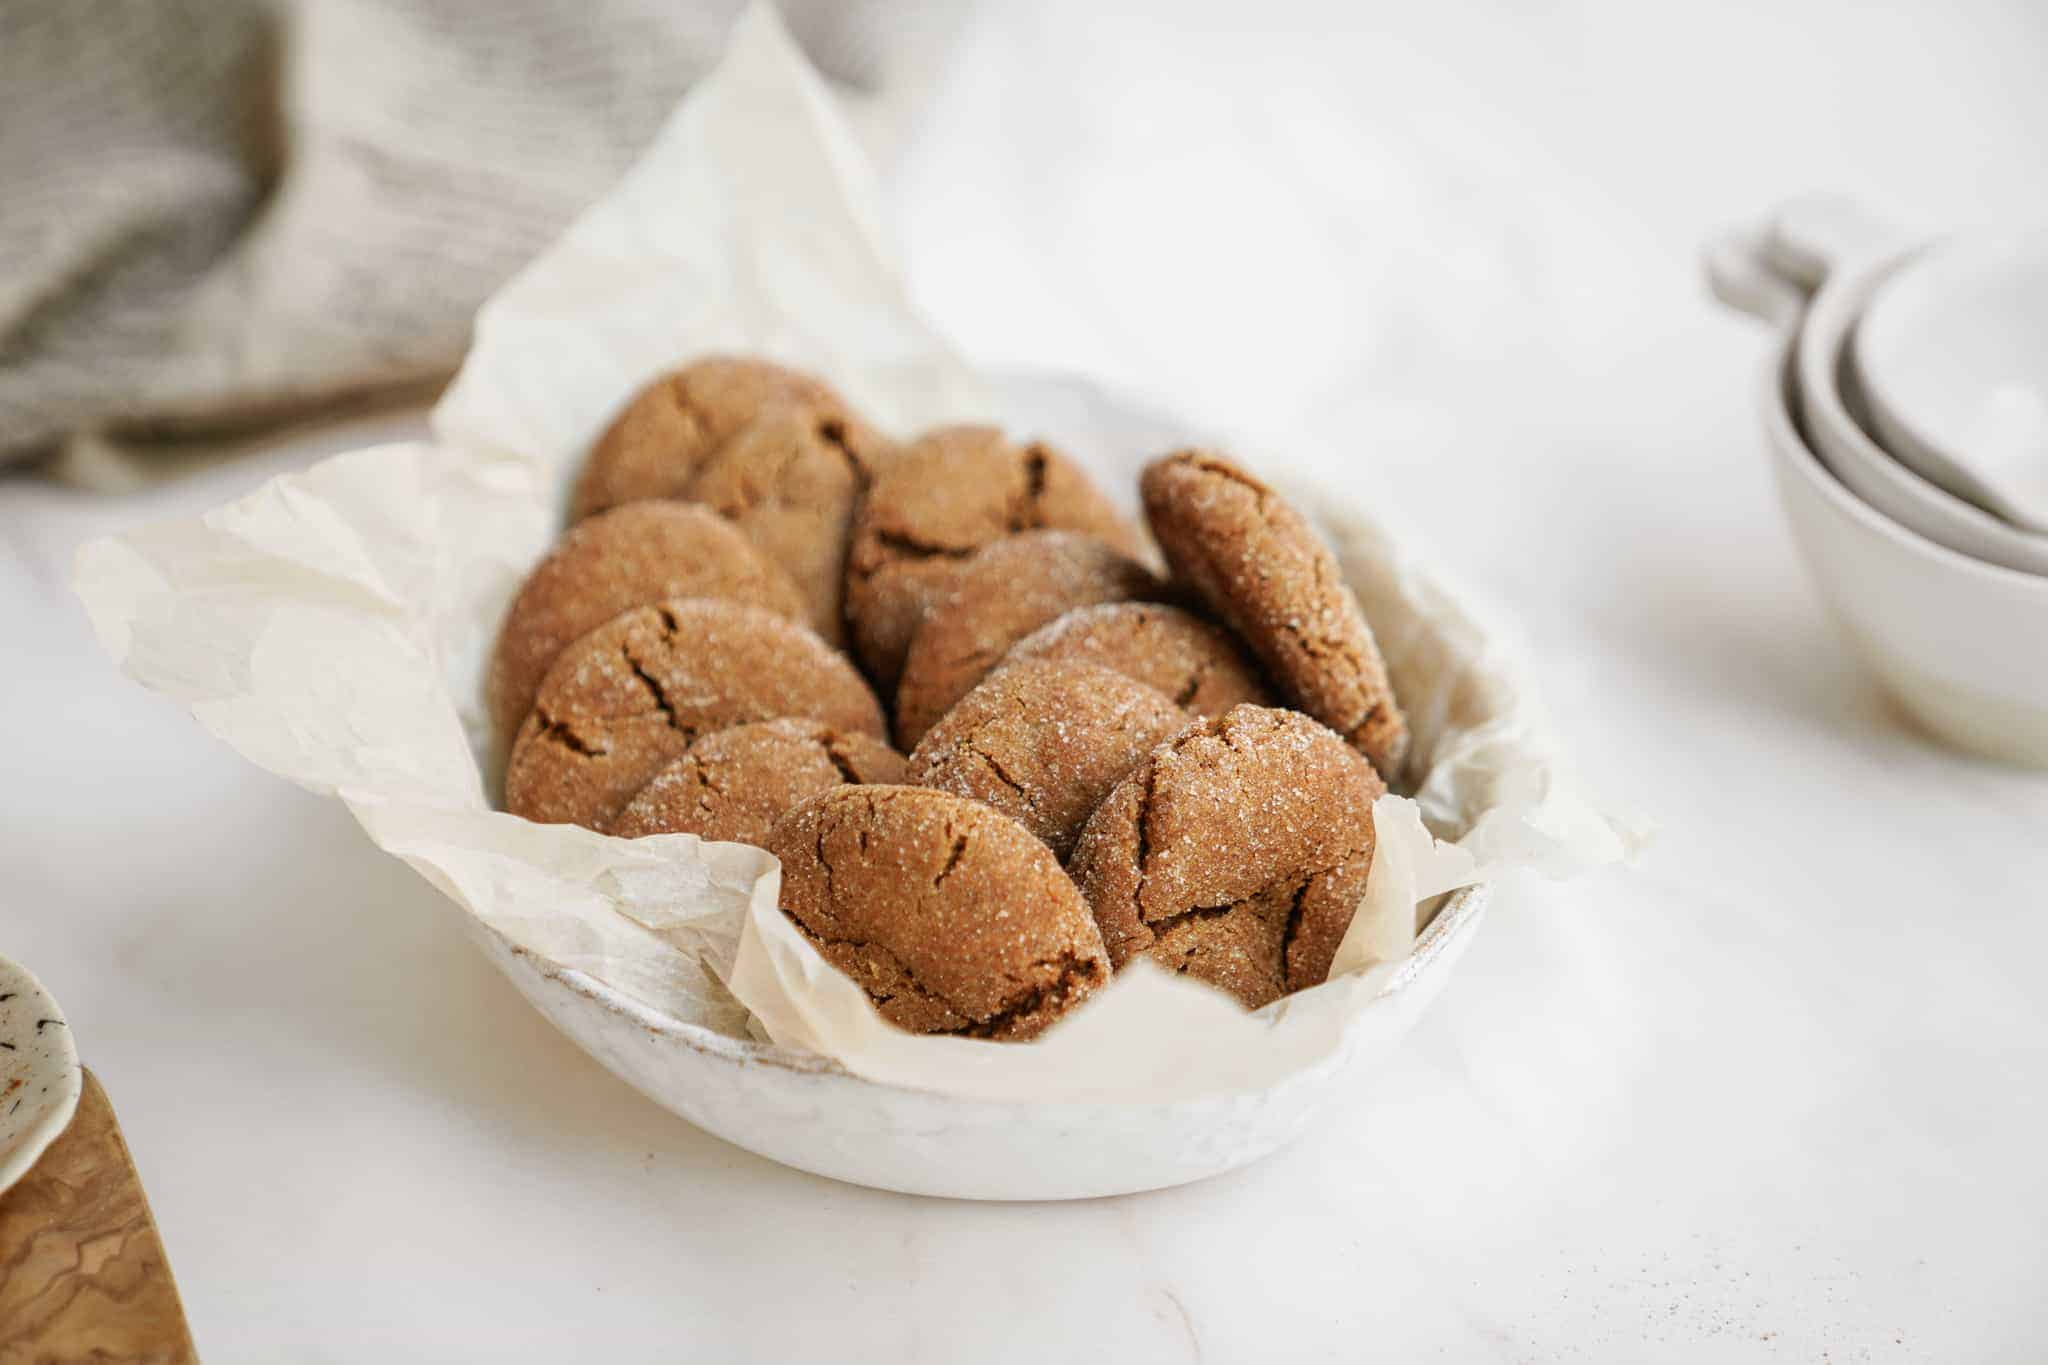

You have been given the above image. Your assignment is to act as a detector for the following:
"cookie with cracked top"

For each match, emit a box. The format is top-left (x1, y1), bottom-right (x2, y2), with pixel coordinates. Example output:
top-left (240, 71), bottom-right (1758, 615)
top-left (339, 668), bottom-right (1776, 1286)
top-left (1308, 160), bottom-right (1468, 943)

top-left (892, 530), bottom-right (1166, 748)
top-left (1003, 600), bottom-right (1277, 718)
top-left (1067, 704), bottom-right (1384, 1009)
top-left (683, 404), bottom-right (893, 646)
top-left (905, 659), bottom-right (1189, 860)
top-left (843, 425), bottom-right (1144, 692)
top-left (765, 785), bottom-right (1111, 1040)
top-left (611, 718), bottom-right (907, 844)
top-left (570, 355), bottom-right (881, 522)
top-left (503, 599), bottom-right (885, 832)
top-left (1140, 450), bottom-right (1409, 780)
top-left (486, 502), bottom-right (807, 751)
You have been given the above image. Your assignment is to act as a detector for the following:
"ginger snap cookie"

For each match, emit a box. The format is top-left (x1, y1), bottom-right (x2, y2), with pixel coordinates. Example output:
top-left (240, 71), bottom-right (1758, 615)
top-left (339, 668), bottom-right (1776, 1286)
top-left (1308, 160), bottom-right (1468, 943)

top-left (503, 600), bottom-right (885, 831)
top-left (765, 786), bottom-right (1111, 1040)
top-left (843, 425), bottom-right (1144, 691)
top-left (683, 404), bottom-right (889, 646)
top-left (905, 659), bottom-right (1190, 860)
top-left (1004, 600), bottom-right (1276, 719)
top-left (891, 530), bottom-right (1166, 748)
top-left (1140, 451), bottom-right (1409, 780)
top-left (486, 502), bottom-right (807, 749)
top-left (1067, 704), bottom-right (1385, 1009)
top-left (611, 719), bottom-right (907, 845)
top-left (570, 356), bottom-right (877, 521)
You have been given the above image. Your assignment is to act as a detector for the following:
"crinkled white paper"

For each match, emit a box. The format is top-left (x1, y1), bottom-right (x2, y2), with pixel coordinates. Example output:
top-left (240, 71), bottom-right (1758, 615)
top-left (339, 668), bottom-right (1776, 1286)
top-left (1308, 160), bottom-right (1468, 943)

top-left (74, 3), bottom-right (1639, 1106)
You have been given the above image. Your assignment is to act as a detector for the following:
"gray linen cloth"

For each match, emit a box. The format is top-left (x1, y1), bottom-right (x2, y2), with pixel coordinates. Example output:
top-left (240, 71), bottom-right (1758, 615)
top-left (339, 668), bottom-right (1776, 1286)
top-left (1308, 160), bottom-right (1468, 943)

top-left (0, 0), bottom-right (955, 475)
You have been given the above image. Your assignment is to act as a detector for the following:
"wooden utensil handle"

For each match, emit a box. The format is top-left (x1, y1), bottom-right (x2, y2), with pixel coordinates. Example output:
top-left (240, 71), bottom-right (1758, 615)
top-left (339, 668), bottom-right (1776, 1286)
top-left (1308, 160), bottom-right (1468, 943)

top-left (0, 1068), bottom-right (197, 1363)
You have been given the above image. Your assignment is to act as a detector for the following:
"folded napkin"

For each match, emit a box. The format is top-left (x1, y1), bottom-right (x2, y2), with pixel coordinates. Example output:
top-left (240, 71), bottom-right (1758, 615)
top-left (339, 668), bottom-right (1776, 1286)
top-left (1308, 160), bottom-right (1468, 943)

top-left (0, 0), bottom-right (957, 475)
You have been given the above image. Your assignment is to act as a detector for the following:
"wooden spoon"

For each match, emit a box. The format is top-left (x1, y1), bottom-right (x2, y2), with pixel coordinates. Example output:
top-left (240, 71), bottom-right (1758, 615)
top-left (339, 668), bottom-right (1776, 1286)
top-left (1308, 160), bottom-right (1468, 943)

top-left (0, 1069), bottom-right (196, 1362)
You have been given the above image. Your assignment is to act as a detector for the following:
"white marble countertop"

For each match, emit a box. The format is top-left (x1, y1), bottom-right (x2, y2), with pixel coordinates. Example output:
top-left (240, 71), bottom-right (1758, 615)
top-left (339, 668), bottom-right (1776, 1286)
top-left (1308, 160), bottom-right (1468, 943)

top-left (6, 0), bottom-right (2048, 1358)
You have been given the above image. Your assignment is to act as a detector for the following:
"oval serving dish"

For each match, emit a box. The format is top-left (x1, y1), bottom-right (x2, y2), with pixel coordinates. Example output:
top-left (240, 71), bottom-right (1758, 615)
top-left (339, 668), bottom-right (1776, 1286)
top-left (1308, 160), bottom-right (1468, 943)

top-left (467, 370), bottom-right (1494, 1200)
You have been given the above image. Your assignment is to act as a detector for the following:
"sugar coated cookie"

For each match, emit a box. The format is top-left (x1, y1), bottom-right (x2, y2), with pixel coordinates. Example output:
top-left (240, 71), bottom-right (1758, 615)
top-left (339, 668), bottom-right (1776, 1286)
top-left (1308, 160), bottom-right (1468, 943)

top-left (766, 786), bottom-right (1111, 1039)
top-left (1140, 451), bottom-right (1408, 779)
top-left (503, 600), bottom-right (884, 831)
top-left (1067, 704), bottom-right (1384, 1008)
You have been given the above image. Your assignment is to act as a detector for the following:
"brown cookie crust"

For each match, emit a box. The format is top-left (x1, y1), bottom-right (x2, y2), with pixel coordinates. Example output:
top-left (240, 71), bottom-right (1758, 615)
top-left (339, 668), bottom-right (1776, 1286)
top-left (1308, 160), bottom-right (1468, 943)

top-left (1136, 855), bottom-right (1373, 1009)
top-left (1140, 451), bottom-right (1409, 780)
top-left (611, 719), bottom-right (907, 845)
top-left (765, 786), bottom-right (1111, 1040)
top-left (1066, 704), bottom-right (1384, 1008)
top-left (503, 600), bottom-right (885, 831)
top-left (843, 425), bottom-right (1143, 690)
top-left (570, 356), bottom-right (872, 521)
top-left (683, 405), bottom-right (890, 646)
top-left (905, 660), bottom-right (1190, 860)
top-left (486, 502), bottom-right (807, 748)
top-left (1004, 601), bottom-right (1277, 719)
top-left (892, 531), bottom-right (1166, 748)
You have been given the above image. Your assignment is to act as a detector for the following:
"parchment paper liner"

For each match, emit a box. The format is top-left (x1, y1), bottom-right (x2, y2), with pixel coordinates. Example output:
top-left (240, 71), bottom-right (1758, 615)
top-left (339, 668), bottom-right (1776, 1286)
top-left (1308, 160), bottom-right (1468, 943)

top-left (75, 5), bottom-right (1638, 1106)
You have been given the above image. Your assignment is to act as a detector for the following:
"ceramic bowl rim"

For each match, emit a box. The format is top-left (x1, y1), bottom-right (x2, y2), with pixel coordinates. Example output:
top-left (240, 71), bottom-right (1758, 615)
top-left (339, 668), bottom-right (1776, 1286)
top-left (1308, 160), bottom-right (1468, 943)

top-left (1763, 325), bottom-right (2037, 583)
top-left (1795, 248), bottom-right (2048, 584)
top-left (501, 881), bottom-right (1490, 1104)
top-left (1855, 229), bottom-right (2048, 530)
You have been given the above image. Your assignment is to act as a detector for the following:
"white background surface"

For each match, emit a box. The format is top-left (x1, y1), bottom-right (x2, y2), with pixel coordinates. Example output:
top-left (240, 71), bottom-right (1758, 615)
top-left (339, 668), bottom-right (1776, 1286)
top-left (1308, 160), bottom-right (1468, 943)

top-left (5, 0), bottom-right (2048, 1358)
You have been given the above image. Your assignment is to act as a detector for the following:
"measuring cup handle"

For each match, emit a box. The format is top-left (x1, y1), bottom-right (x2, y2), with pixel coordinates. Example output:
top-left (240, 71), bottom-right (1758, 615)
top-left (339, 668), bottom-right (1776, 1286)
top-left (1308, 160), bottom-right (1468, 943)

top-left (1763, 195), bottom-right (1900, 291)
top-left (1704, 230), bottom-right (1810, 333)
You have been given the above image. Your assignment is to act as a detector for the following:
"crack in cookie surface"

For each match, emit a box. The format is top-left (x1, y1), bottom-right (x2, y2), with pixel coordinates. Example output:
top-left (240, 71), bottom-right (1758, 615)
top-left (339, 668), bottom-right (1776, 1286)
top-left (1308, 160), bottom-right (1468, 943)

top-left (504, 601), bottom-right (883, 831)
top-left (532, 709), bottom-right (605, 756)
top-left (1070, 705), bottom-right (1381, 1007)
top-left (866, 527), bottom-right (981, 565)
top-left (908, 660), bottom-right (1187, 859)
top-left (1141, 450), bottom-right (1408, 777)
top-left (769, 786), bottom-right (1109, 1040)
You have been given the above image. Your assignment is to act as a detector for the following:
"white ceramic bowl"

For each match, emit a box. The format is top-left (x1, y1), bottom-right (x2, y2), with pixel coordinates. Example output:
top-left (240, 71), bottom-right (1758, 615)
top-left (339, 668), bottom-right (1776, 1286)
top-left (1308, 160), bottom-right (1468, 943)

top-left (1857, 231), bottom-right (2048, 534)
top-left (1711, 232), bottom-right (2048, 765)
top-left (0, 955), bottom-right (81, 1195)
top-left (470, 371), bottom-right (1498, 1201)
top-left (476, 888), bottom-right (1486, 1201)
top-left (1766, 201), bottom-right (2048, 578)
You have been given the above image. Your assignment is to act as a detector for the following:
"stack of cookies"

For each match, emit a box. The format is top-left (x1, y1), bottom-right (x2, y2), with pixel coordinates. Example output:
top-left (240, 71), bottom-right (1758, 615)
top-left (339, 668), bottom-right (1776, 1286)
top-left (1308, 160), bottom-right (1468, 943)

top-left (491, 356), bottom-right (1410, 1041)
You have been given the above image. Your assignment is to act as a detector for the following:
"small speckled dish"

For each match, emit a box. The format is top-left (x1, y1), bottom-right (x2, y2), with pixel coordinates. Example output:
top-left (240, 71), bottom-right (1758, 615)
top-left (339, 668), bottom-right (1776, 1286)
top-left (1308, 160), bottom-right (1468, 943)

top-left (0, 954), bottom-right (82, 1195)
